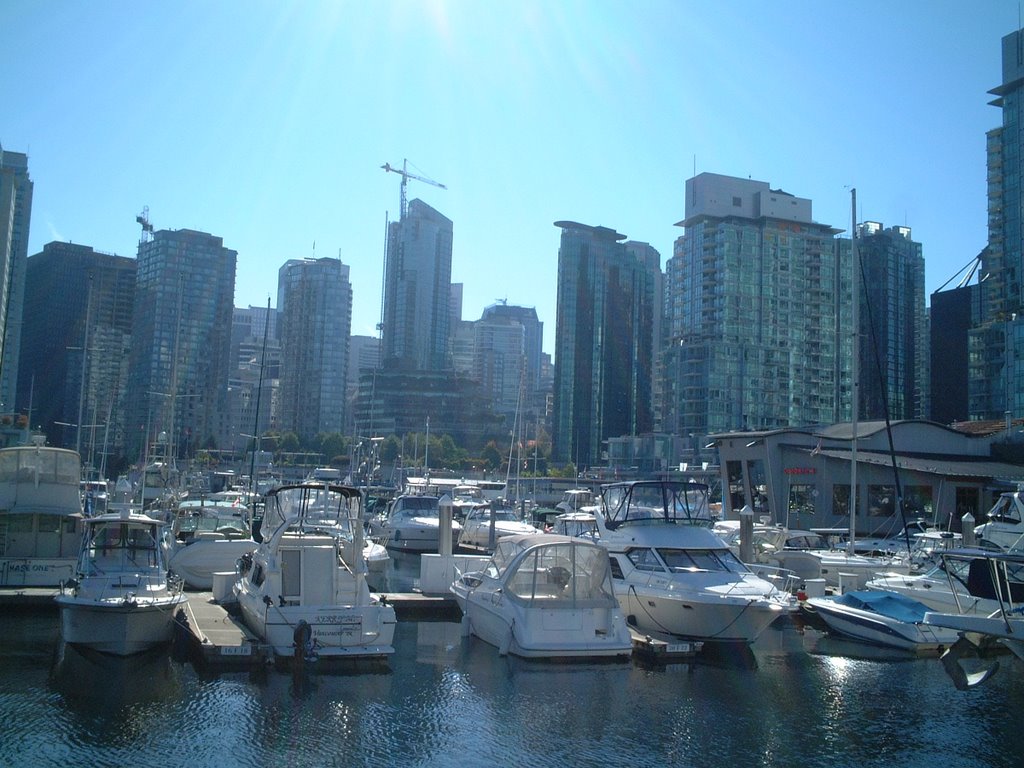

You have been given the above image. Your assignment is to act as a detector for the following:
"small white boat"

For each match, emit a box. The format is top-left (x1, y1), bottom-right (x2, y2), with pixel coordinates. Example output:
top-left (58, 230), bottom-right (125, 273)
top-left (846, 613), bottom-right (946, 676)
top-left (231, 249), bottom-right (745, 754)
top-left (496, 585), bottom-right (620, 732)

top-left (923, 549), bottom-right (1024, 640)
top-left (373, 494), bottom-right (462, 553)
top-left (974, 484), bottom-right (1024, 550)
top-left (806, 590), bottom-right (960, 652)
top-left (555, 488), bottom-right (596, 515)
top-left (55, 506), bottom-right (186, 656)
top-left (163, 499), bottom-right (257, 589)
top-left (451, 533), bottom-right (632, 659)
top-left (594, 480), bottom-right (792, 644)
top-left (550, 511), bottom-right (599, 539)
top-left (234, 483), bottom-right (396, 661)
top-left (458, 504), bottom-right (540, 553)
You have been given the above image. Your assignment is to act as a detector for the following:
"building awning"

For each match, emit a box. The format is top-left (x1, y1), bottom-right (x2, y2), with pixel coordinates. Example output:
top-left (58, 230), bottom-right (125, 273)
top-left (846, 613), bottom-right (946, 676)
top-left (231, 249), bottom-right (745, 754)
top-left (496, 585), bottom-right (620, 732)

top-left (810, 448), bottom-right (1024, 481)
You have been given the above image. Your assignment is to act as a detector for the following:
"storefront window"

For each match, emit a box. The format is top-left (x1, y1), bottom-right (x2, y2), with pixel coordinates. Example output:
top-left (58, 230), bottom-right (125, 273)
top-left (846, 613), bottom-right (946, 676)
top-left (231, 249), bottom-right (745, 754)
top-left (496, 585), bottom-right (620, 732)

top-left (726, 460), bottom-right (744, 514)
top-left (833, 484), bottom-right (850, 517)
top-left (868, 484), bottom-right (895, 517)
top-left (746, 459), bottom-right (770, 518)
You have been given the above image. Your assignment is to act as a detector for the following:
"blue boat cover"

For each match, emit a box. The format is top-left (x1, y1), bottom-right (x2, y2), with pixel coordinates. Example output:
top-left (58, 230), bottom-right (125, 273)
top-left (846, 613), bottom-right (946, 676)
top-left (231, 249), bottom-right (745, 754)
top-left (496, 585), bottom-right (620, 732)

top-left (835, 590), bottom-right (928, 624)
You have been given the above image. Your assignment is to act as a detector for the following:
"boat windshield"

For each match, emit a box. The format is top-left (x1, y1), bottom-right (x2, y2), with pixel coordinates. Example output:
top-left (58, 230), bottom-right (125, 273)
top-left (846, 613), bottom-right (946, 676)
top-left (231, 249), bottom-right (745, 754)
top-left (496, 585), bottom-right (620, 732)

top-left (493, 541), bottom-right (616, 607)
top-left (262, 484), bottom-right (362, 534)
top-left (656, 547), bottom-right (748, 574)
top-left (469, 507), bottom-right (519, 523)
top-left (601, 481), bottom-right (712, 530)
top-left (83, 519), bottom-right (161, 574)
top-left (392, 496), bottom-right (440, 517)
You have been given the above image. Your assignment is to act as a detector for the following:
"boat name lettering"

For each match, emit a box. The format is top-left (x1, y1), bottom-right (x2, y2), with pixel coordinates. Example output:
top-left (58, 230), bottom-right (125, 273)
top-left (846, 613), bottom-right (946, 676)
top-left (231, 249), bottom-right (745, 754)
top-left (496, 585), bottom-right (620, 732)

top-left (314, 615), bottom-right (362, 625)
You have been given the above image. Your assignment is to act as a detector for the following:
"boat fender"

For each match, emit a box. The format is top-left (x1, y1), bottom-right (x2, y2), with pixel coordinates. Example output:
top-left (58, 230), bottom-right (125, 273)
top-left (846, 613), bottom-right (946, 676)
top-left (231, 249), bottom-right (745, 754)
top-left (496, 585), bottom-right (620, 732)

top-left (293, 620), bottom-right (315, 660)
top-left (237, 552), bottom-right (253, 576)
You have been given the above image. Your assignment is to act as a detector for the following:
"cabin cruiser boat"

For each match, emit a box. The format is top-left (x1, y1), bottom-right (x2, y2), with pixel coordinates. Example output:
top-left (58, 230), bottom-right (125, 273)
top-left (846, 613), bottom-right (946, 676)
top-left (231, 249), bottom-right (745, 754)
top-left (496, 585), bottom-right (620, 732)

top-left (593, 480), bottom-right (792, 644)
top-left (865, 550), bottom-right (1006, 616)
top-left (555, 488), bottom-right (596, 515)
top-left (805, 590), bottom-right (960, 652)
top-left (551, 511), bottom-right (599, 539)
top-left (974, 484), bottom-right (1024, 550)
top-left (162, 498), bottom-right (257, 590)
top-left (457, 503), bottom-right (540, 553)
top-left (0, 441), bottom-right (84, 587)
top-left (450, 484), bottom-right (488, 520)
top-left (371, 494), bottom-right (462, 553)
top-left (450, 533), bottom-right (632, 659)
top-left (54, 506), bottom-right (186, 655)
top-left (921, 549), bottom-right (1024, 639)
top-left (234, 483), bottom-right (396, 661)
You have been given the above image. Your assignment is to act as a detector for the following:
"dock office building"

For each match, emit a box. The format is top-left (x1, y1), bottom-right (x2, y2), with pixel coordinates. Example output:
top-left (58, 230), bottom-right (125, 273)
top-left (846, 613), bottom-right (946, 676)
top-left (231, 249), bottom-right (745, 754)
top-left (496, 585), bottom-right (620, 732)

top-left (712, 420), bottom-right (1024, 535)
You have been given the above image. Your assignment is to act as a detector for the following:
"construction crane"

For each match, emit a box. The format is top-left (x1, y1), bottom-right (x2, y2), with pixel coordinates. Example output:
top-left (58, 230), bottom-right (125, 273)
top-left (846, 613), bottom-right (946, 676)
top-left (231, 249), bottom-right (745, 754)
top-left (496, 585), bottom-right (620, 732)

top-left (136, 206), bottom-right (153, 245)
top-left (381, 159), bottom-right (446, 218)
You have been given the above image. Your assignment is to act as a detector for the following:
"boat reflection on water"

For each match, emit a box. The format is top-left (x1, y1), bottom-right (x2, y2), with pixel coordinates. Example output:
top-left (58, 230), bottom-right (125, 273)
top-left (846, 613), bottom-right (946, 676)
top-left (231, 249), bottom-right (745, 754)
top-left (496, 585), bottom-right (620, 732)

top-left (50, 640), bottom-right (183, 710)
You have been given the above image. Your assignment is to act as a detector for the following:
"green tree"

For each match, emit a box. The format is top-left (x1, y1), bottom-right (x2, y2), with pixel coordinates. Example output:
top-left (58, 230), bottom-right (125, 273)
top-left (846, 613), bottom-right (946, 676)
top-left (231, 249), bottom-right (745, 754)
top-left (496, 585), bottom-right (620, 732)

top-left (481, 441), bottom-right (503, 471)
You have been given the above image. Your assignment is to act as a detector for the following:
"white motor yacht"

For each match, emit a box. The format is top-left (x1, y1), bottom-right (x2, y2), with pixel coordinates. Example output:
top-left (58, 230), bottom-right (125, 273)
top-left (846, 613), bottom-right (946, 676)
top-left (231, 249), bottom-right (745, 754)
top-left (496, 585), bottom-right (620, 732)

top-left (162, 498), bottom-right (257, 590)
top-left (372, 494), bottom-right (462, 553)
top-left (55, 506), bottom-right (186, 656)
top-left (0, 441), bottom-right (85, 588)
top-left (234, 483), bottom-right (396, 661)
top-left (458, 503), bottom-right (540, 553)
top-left (593, 480), bottom-right (792, 644)
top-left (451, 533), bottom-right (632, 659)
top-left (974, 484), bottom-right (1024, 550)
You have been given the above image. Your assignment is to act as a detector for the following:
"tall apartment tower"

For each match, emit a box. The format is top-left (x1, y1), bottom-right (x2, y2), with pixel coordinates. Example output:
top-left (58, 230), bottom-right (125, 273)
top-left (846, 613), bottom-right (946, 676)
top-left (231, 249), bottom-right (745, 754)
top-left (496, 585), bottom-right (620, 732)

top-left (277, 257), bottom-right (352, 440)
top-left (855, 222), bottom-right (927, 420)
top-left (225, 304), bottom-right (280, 452)
top-left (970, 30), bottom-right (1024, 421)
top-left (474, 303), bottom-right (544, 430)
top-left (0, 147), bottom-right (33, 412)
top-left (125, 229), bottom-right (236, 460)
top-left (551, 221), bottom-right (655, 468)
top-left (381, 199), bottom-right (453, 371)
top-left (18, 242), bottom-right (135, 467)
top-left (664, 173), bottom-right (851, 440)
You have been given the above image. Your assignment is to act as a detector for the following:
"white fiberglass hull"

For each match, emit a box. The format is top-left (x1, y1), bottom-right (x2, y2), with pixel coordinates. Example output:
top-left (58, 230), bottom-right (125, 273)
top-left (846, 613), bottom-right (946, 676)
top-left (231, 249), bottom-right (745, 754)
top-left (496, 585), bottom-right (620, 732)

top-left (455, 588), bottom-right (631, 659)
top-left (617, 581), bottom-right (786, 643)
top-left (865, 572), bottom-right (1000, 616)
top-left (807, 597), bottom-right (958, 652)
top-left (237, 597), bottom-right (396, 658)
top-left (55, 593), bottom-right (186, 656)
top-left (386, 517), bottom-right (461, 553)
top-left (458, 521), bottom-right (539, 552)
top-left (167, 539), bottom-right (257, 590)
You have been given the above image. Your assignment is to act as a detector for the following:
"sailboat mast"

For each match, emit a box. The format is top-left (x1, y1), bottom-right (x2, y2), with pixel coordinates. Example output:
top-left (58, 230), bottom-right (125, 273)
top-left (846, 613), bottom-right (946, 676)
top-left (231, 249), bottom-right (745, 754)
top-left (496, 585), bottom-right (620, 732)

top-left (849, 188), bottom-right (859, 555)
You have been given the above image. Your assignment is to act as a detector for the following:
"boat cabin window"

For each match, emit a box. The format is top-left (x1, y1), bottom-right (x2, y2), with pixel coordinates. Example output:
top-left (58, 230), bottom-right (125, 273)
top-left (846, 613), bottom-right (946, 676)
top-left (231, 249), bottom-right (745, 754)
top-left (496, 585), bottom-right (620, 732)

top-left (986, 495), bottom-right (1022, 525)
top-left (627, 548), bottom-right (665, 572)
top-left (658, 548), bottom-right (747, 574)
top-left (609, 555), bottom-right (624, 580)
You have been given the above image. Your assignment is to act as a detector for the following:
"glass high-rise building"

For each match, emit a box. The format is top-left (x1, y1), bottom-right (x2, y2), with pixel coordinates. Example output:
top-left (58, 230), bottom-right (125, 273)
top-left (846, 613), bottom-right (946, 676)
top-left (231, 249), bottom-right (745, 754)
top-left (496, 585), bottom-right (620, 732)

top-left (381, 198), bottom-right (453, 371)
top-left (125, 229), bottom-right (236, 461)
top-left (0, 147), bottom-right (33, 413)
top-left (970, 30), bottom-right (1024, 421)
top-left (551, 221), bottom-right (655, 468)
top-left (276, 257), bottom-right (352, 440)
top-left (664, 173), bottom-right (851, 440)
top-left (19, 242), bottom-right (135, 467)
top-left (855, 222), bottom-right (927, 420)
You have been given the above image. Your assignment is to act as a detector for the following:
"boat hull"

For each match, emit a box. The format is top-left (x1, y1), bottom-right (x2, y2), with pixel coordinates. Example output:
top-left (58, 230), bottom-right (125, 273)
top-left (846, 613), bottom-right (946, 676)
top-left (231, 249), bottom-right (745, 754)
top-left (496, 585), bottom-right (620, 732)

top-left (167, 539), bottom-right (258, 590)
top-left (808, 597), bottom-right (958, 652)
top-left (55, 594), bottom-right (186, 656)
top-left (237, 598), bottom-right (397, 658)
top-left (617, 584), bottom-right (785, 643)
top-left (458, 589), bottom-right (631, 659)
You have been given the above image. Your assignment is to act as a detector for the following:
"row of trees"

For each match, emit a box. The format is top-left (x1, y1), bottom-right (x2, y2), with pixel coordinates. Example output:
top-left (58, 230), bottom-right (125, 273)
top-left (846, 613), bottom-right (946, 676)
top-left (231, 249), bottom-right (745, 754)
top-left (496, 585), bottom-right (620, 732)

top-left (193, 427), bottom-right (586, 479)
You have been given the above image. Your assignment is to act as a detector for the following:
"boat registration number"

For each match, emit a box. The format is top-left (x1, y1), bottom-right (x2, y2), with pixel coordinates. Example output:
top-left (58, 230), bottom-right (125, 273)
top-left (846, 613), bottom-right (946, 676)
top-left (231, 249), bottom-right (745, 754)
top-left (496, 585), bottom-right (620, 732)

top-left (665, 642), bottom-right (694, 653)
top-left (220, 645), bottom-right (253, 656)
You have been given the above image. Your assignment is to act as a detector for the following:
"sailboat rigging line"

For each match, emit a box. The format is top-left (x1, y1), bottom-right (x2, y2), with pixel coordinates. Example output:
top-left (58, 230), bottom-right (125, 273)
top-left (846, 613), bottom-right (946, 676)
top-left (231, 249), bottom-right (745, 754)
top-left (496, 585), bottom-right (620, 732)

top-left (856, 235), bottom-right (913, 554)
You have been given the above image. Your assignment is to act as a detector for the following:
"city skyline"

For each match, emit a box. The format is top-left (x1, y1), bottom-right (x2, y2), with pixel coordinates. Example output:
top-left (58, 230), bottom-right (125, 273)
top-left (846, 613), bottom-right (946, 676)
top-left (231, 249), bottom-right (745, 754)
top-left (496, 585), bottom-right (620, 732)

top-left (3, 2), bottom-right (1016, 353)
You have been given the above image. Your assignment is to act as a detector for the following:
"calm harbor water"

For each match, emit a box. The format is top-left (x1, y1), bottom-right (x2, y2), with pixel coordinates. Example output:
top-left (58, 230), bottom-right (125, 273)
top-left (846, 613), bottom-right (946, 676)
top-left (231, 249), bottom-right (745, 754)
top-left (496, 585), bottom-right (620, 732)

top-left (3, 554), bottom-right (1024, 768)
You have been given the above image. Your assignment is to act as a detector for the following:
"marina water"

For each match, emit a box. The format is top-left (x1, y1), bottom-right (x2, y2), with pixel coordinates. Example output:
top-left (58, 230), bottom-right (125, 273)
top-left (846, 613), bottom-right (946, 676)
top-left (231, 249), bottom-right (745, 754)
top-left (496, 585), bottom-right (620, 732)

top-left (3, 554), bottom-right (1024, 768)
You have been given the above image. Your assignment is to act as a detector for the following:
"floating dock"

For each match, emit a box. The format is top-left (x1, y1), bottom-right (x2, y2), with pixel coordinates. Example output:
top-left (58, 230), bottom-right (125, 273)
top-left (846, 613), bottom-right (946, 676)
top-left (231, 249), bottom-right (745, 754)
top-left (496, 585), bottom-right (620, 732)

top-left (175, 590), bottom-right (461, 668)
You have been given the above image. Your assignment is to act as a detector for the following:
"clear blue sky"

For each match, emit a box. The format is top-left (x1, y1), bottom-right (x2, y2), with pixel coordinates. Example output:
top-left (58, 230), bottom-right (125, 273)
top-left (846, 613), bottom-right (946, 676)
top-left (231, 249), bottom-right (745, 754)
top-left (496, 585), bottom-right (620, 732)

top-left (3, 1), bottom-right (1016, 352)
